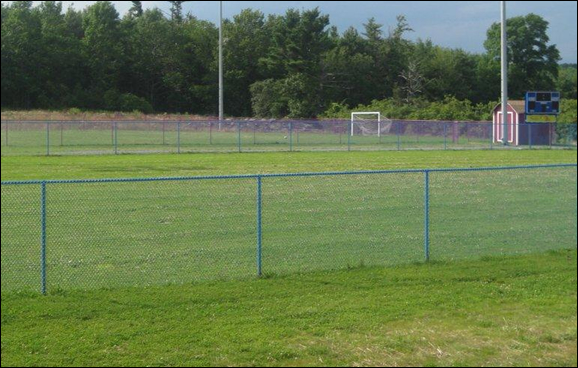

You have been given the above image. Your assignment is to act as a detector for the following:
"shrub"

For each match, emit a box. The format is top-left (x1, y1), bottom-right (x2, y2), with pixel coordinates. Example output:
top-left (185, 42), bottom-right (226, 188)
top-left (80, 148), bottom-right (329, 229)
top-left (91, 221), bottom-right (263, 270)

top-left (67, 108), bottom-right (83, 115)
top-left (120, 94), bottom-right (153, 114)
top-left (104, 89), bottom-right (153, 114)
top-left (323, 96), bottom-right (504, 122)
top-left (250, 79), bottom-right (288, 118)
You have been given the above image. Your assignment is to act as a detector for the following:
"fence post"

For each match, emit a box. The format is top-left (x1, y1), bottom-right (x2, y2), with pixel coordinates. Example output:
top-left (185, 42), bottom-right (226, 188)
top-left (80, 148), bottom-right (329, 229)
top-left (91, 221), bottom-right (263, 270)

top-left (177, 121), bottom-right (181, 154)
top-left (46, 121), bottom-right (50, 156)
top-left (424, 170), bottom-right (430, 262)
top-left (397, 122), bottom-right (401, 151)
top-left (209, 121), bottom-right (213, 145)
top-left (443, 123), bottom-right (448, 150)
top-left (289, 122), bottom-right (293, 152)
top-left (114, 122), bottom-right (118, 155)
top-left (257, 176), bottom-right (263, 277)
top-left (5, 121), bottom-right (8, 147)
top-left (528, 124), bottom-right (533, 150)
top-left (238, 121), bottom-right (242, 153)
top-left (41, 181), bottom-right (47, 295)
top-left (347, 121), bottom-right (352, 152)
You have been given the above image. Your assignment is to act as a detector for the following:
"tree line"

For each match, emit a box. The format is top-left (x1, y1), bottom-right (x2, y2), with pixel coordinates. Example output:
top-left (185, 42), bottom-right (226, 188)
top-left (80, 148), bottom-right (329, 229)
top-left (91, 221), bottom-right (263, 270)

top-left (1, 1), bottom-right (576, 119)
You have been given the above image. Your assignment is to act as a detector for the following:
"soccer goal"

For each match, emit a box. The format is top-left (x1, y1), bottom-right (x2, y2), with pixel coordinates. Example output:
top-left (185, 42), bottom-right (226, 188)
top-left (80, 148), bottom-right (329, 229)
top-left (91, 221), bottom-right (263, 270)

top-left (351, 112), bottom-right (392, 137)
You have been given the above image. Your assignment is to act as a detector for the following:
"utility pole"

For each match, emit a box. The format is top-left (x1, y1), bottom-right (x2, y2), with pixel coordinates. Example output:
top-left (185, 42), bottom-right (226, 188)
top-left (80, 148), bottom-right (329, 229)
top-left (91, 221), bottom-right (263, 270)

top-left (219, 1), bottom-right (224, 130)
top-left (501, 1), bottom-right (508, 146)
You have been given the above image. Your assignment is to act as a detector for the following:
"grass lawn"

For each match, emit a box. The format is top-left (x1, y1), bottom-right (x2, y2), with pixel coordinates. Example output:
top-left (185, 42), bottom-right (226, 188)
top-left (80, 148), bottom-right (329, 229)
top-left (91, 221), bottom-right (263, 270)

top-left (1, 151), bottom-right (576, 292)
top-left (1, 250), bottom-right (576, 367)
top-left (1, 149), bottom-right (576, 181)
top-left (1, 150), bottom-right (576, 366)
top-left (1, 123), bottom-right (496, 156)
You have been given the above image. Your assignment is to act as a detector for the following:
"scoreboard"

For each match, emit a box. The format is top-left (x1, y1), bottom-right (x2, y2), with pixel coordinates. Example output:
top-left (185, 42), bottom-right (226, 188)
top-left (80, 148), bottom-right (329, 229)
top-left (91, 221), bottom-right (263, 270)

top-left (525, 91), bottom-right (560, 115)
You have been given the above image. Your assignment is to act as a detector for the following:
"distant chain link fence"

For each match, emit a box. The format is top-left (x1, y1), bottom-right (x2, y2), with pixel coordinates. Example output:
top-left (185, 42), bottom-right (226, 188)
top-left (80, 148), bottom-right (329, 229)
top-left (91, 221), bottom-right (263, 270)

top-left (1, 164), bottom-right (576, 293)
top-left (1, 120), bottom-right (576, 156)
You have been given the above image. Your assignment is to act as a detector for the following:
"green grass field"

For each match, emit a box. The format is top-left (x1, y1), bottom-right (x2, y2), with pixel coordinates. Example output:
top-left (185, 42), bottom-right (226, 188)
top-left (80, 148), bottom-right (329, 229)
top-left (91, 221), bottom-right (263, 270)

top-left (2, 149), bottom-right (576, 181)
top-left (0, 124), bottom-right (518, 156)
top-left (2, 120), bottom-right (575, 156)
top-left (1, 150), bottom-right (577, 366)
top-left (2, 250), bottom-right (576, 367)
top-left (1, 151), bottom-right (577, 291)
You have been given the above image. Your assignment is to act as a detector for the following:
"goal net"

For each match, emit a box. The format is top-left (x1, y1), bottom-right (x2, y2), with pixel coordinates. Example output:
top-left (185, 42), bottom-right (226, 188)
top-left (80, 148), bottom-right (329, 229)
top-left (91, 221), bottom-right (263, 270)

top-left (351, 112), bottom-right (392, 137)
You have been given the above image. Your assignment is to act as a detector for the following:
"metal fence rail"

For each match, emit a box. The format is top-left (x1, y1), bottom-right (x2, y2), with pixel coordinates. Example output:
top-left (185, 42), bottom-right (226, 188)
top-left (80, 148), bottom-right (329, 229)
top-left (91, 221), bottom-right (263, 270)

top-left (1, 120), bottom-right (576, 156)
top-left (1, 164), bottom-right (577, 293)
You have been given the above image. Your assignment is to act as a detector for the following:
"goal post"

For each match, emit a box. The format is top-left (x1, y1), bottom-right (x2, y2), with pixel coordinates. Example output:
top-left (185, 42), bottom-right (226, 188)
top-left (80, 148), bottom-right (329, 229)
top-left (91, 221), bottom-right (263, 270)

top-left (351, 112), bottom-right (383, 137)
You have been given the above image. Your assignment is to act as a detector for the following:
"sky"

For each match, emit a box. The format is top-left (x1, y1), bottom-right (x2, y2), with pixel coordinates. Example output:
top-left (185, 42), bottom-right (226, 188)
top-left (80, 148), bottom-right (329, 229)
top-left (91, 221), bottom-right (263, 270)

top-left (4, 1), bottom-right (578, 63)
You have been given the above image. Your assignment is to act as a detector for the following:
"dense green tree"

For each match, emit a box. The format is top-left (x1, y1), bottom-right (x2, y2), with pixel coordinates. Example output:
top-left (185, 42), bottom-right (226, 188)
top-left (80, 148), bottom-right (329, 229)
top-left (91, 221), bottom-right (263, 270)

top-left (1, 2), bottom-right (9, 23)
top-left (260, 8), bottom-right (331, 78)
top-left (1, 2), bottom-right (572, 119)
top-left (63, 6), bottom-right (84, 40)
top-left (472, 54), bottom-right (501, 103)
top-left (254, 8), bottom-right (332, 117)
top-left (250, 79), bottom-right (288, 118)
top-left (180, 16), bottom-right (219, 113)
top-left (363, 17), bottom-right (382, 42)
top-left (1, 1), bottom-right (42, 108)
top-left (382, 15), bottom-right (414, 99)
top-left (557, 65), bottom-right (577, 99)
top-left (82, 1), bottom-right (125, 106)
top-left (391, 15), bottom-right (413, 39)
top-left (360, 17), bottom-right (387, 99)
top-left (321, 29), bottom-right (374, 107)
top-left (559, 99), bottom-right (577, 123)
top-left (223, 10), bottom-right (270, 116)
top-left (121, 9), bottom-right (175, 109)
top-left (36, 1), bottom-right (84, 108)
top-left (169, 1), bottom-right (184, 23)
top-left (415, 43), bottom-right (477, 102)
top-left (484, 13), bottom-right (561, 98)
top-left (128, 1), bottom-right (143, 18)
top-left (1, 2), bottom-right (12, 107)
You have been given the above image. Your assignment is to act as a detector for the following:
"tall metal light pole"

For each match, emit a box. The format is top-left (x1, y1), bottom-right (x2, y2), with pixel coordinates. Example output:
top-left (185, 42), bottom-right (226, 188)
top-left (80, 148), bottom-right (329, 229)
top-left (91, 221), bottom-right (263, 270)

top-left (501, 1), bottom-right (508, 146)
top-left (219, 1), bottom-right (224, 129)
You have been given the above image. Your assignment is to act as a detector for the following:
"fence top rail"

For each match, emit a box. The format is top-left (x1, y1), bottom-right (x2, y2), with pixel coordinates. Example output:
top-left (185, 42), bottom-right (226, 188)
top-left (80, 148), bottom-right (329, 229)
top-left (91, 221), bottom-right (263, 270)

top-left (1, 164), bottom-right (576, 186)
top-left (0, 119), bottom-right (501, 125)
top-left (0, 120), bottom-right (226, 124)
top-left (3, 119), bottom-right (575, 126)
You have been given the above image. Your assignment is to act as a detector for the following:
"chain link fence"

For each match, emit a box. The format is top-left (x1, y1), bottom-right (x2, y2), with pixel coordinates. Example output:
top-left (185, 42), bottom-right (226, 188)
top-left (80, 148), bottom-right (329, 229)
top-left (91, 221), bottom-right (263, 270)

top-left (2, 120), bottom-right (576, 156)
top-left (1, 164), bottom-right (576, 293)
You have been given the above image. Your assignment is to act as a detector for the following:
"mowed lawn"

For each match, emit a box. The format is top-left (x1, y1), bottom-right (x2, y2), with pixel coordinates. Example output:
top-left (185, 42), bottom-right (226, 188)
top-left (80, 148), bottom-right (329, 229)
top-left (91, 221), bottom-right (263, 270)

top-left (1, 149), bottom-right (576, 181)
top-left (1, 250), bottom-right (577, 367)
top-left (0, 123), bottom-right (495, 156)
top-left (1, 151), bottom-right (576, 291)
top-left (1, 150), bottom-right (577, 366)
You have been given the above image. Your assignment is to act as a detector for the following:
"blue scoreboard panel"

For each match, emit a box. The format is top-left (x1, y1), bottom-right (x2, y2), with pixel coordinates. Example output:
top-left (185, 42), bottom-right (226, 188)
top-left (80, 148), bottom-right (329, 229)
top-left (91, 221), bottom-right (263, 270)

top-left (525, 91), bottom-right (560, 115)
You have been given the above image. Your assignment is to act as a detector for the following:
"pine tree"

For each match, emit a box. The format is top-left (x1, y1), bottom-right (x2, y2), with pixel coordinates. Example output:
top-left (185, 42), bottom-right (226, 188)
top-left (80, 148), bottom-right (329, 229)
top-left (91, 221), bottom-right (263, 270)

top-left (129, 1), bottom-right (143, 18)
top-left (169, 1), bottom-right (184, 23)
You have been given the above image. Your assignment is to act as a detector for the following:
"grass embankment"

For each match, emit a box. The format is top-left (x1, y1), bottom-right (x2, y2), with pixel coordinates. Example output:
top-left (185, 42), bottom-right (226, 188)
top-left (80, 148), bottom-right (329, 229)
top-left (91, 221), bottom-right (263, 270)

top-left (1, 250), bottom-right (576, 367)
